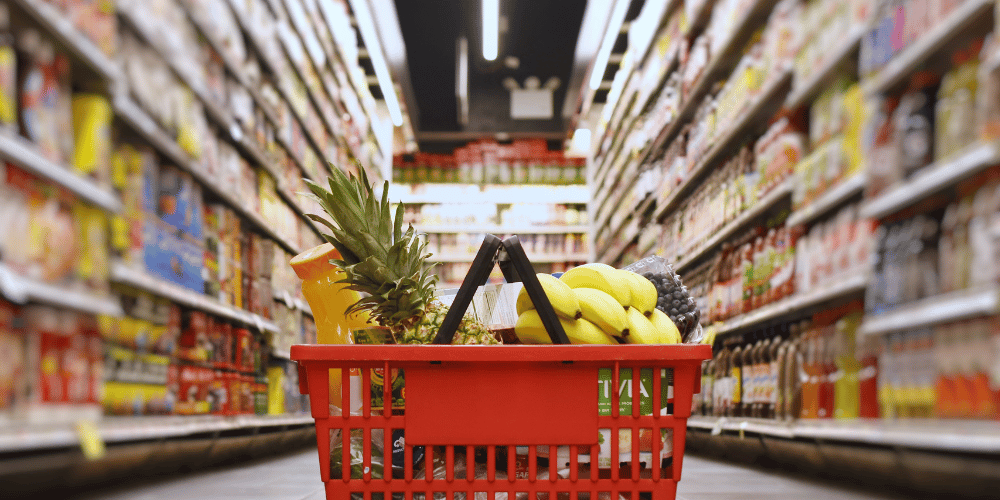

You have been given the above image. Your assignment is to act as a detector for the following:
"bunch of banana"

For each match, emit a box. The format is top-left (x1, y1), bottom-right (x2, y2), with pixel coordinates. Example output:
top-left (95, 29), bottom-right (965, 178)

top-left (513, 265), bottom-right (682, 345)
top-left (514, 273), bottom-right (615, 344)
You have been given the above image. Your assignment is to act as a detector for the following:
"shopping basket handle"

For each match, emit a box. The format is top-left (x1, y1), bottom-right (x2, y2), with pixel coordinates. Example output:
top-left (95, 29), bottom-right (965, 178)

top-left (431, 234), bottom-right (503, 344)
top-left (500, 236), bottom-right (570, 345)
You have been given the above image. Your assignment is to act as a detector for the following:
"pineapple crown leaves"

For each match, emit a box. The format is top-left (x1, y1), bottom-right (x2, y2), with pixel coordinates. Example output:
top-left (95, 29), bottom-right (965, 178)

top-left (303, 164), bottom-right (438, 322)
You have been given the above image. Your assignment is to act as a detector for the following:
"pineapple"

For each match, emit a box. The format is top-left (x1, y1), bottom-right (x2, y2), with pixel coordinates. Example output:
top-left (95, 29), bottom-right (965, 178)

top-left (304, 166), bottom-right (499, 345)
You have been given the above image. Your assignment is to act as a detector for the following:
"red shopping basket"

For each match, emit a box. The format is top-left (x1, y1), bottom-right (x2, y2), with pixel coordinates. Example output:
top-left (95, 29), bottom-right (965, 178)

top-left (291, 235), bottom-right (710, 500)
top-left (292, 344), bottom-right (710, 500)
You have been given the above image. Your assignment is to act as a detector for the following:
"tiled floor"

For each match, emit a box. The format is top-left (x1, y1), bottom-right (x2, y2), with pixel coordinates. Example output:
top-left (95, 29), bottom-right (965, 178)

top-left (77, 449), bottom-right (900, 500)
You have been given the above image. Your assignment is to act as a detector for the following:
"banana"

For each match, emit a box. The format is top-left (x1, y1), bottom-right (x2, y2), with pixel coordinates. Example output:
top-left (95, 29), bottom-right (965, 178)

top-left (623, 307), bottom-right (668, 344)
top-left (648, 308), bottom-right (682, 344)
top-left (559, 265), bottom-right (632, 309)
top-left (515, 273), bottom-right (582, 320)
top-left (619, 270), bottom-right (658, 317)
top-left (514, 310), bottom-right (617, 345)
top-left (571, 287), bottom-right (629, 338)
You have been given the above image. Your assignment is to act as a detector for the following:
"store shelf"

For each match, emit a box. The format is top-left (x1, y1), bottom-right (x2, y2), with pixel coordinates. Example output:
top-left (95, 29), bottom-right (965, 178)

top-left (859, 142), bottom-right (1000, 220)
top-left (413, 225), bottom-right (589, 235)
top-left (671, 179), bottom-right (793, 273)
top-left (636, 0), bottom-right (781, 177)
top-left (117, 6), bottom-right (240, 145)
top-left (388, 184), bottom-right (590, 205)
top-left (785, 27), bottom-right (866, 110)
top-left (650, 68), bottom-right (793, 226)
top-left (112, 95), bottom-right (307, 255)
top-left (599, 217), bottom-right (641, 264)
top-left (859, 286), bottom-right (1000, 337)
top-left (716, 272), bottom-right (868, 335)
top-left (0, 263), bottom-right (123, 316)
top-left (178, 2), bottom-right (284, 139)
top-left (862, 0), bottom-right (994, 96)
top-left (110, 261), bottom-right (280, 334)
top-left (12, 0), bottom-right (120, 82)
top-left (0, 133), bottom-right (122, 213)
top-left (688, 416), bottom-right (1000, 454)
top-left (427, 253), bottom-right (590, 264)
top-left (786, 173), bottom-right (866, 227)
top-left (0, 414), bottom-right (313, 454)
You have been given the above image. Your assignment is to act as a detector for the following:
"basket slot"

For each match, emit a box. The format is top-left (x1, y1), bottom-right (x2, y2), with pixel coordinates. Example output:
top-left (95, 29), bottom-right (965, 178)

top-left (548, 446), bottom-right (557, 483)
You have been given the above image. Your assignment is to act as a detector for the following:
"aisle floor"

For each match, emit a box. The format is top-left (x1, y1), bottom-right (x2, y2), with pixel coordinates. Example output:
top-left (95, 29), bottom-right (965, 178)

top-left (77, 449), bottom-right (901, 500)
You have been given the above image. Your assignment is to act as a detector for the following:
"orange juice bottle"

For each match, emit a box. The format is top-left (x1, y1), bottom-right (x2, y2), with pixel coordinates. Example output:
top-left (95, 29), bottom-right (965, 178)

top-left (290, 243), bottom-right (370, 408)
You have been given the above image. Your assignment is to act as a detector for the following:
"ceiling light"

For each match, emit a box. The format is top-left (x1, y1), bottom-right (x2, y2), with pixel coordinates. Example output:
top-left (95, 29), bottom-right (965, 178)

top-left (348, 0), bottom-right (404, 126)
top-left (588, 0), bottom-right (630, 90)
top-left (483, 0), bottom-right (499, 61)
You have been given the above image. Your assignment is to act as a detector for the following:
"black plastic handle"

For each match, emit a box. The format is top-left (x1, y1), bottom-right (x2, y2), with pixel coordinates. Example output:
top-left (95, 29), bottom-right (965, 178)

top-left (501, 236), bottom-right (570, 345)
top-left (432, 234), bottom-right (570, 345)
top-left (432, 234), bottom-right (503, 344)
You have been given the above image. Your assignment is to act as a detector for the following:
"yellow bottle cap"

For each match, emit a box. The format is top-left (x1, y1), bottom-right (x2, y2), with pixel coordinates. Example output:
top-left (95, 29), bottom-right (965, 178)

top-left (290, 243), bottom-right (342, 280)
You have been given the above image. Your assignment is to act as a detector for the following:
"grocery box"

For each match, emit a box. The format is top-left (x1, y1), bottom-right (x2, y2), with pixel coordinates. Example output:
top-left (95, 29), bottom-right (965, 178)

top-left (175, 364), bottom-right (213, 415)
top-left (103, 345), bottom-right (171, 416)
top-left (142, 217), bottom-right (205, 293)
top-left (156, 164), bottom-right (204, 240)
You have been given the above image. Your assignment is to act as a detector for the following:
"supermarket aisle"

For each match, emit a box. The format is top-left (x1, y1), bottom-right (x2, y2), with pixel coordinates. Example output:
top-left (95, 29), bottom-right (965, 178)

top-left (675, 455), bottom-right (901, 500)
top-left (75, 449), bottom-right (899, 500)
top-left (77, 449), bottom-right (326, 500)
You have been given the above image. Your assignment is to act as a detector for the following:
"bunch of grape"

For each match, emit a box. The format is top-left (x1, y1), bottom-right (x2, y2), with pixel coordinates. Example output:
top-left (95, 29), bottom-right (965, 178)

top-left (642, 268), bottom-right (700, 338)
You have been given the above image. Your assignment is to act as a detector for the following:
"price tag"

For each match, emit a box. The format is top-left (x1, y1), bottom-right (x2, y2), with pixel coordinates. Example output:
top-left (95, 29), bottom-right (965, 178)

top-left (739, 421), bottom-right (748, 440)
top-left (76, 420), bottom-right (106, 461)
top-left (253, 314), bottom-right (264, 333)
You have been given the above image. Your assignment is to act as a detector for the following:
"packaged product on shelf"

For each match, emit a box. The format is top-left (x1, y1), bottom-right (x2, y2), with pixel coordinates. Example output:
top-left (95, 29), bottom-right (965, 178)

top-left (267, 359), bottom-right (306, 415)
top-left (20, 306), bottom-right (102, 422)
top-left (0, 4), bottom-right (15, 133)
top-left (141, 216), bottom-right (205, 293)
top-left (73, 203), bottom-right (110, 293)
top-left (865, 95), bottom-right (900, 198)
top-left (935, 39), bottom-right (983, 161)
top-left (156, 164), bottom-right (205, 239)
top-left (103, 345), bottom-right (171, 416)
top-left (894, 72), bottom-right (940, 179)
top-left (17, 29), bottom-right (73, 164)
top-left (174, 363), bottom-right (213, 415)
top-left (0, 299), bottom-right (23, 419)
top-left (976, 34), bottom-right (1000, 140)
top-left (71, 93), bottom-right (112, 188)
top-left (0, 164), bottom-right (75, 284)
top-left (177, 310), bottom-right (211, 364)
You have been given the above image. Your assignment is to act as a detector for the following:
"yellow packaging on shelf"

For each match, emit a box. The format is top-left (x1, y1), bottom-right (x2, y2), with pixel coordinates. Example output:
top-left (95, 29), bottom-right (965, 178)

top-left (103, 381), bottom-right (169, 416)
top-left (267, 365), bottom-right (285, 415)
top-left (0, 44), bottom-right (15, 129)
top-left (71, 94), bottom-right (112, 182)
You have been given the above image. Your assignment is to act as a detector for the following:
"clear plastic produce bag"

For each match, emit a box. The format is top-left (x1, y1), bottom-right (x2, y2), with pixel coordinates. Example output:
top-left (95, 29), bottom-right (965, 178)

top-left (623, 256), bottom-right (704, 343)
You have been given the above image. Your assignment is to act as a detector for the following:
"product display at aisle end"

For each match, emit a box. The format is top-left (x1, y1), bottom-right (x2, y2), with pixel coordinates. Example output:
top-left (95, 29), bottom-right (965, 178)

top-left (587, 0), bottom-right (1000, 497)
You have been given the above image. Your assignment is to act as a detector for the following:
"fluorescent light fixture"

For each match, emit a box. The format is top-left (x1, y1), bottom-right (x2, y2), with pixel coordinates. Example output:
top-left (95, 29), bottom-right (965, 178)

top-left (348, 0), bottom-right (404, 126)
top-left (483, 0), bottom-right (499, 61)
top-left (588, 0), bottom-right (630, 90)
top-left (456, 37), bottom-right (469, 126)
